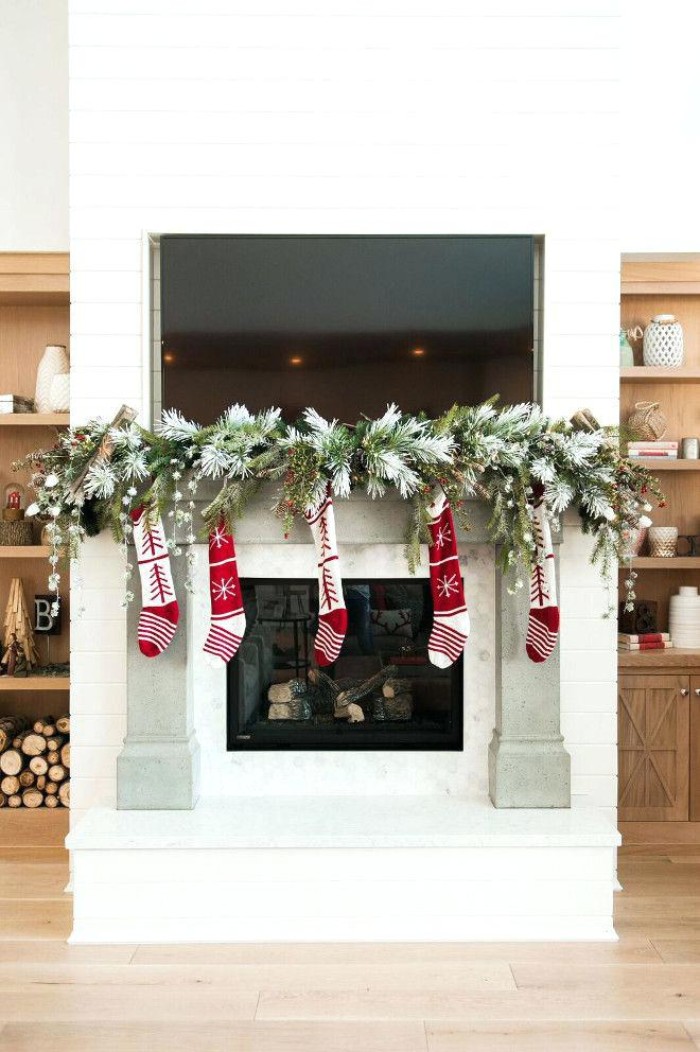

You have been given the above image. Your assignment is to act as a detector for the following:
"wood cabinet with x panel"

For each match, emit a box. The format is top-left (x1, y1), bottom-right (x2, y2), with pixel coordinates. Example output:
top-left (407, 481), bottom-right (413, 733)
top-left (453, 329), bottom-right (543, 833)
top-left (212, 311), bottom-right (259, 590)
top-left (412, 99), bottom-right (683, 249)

top-left (618, 674), bottom-right (690, 821)
top-left (618, 651), bottom-right (700, 836)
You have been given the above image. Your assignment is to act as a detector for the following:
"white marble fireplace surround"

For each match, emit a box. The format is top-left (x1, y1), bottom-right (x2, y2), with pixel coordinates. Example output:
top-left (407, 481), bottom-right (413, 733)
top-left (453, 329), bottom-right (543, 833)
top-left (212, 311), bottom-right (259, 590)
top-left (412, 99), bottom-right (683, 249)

top-left (68, 493), bottom-right (620, 942)
top-left (194, 531), bottom-right (495, 799)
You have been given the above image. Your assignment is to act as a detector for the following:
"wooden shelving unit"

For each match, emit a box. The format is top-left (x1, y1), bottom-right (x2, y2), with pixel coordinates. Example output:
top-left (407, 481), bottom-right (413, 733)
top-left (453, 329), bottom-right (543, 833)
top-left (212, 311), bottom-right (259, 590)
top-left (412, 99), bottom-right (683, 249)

top-left (0, 253), bottom-right (70, 818)
top-left (618, 256), bottom-right (700, 829)
top-left (620, 258), bottom-right (700, 631)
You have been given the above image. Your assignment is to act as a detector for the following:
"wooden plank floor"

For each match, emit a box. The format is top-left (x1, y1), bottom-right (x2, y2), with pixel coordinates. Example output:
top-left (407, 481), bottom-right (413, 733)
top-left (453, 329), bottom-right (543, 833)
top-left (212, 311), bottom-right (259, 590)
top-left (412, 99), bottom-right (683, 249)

top-left (0, 842), bottom-right (699, 1051)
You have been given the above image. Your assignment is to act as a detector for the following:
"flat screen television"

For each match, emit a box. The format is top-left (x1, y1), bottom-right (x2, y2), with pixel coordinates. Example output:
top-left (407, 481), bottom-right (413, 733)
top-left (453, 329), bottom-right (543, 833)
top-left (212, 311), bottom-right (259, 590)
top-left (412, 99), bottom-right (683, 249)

top-left (160, 235), bottom-right (535, 423)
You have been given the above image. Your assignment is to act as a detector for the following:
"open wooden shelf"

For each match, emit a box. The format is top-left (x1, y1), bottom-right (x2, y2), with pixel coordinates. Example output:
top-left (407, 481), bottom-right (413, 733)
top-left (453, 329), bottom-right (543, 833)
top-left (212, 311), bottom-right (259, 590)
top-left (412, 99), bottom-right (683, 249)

top-left (620, 367), bottom-right (700, 383)
top-left (618, 648), bottom-right (700, 669)
top-left (0, 414), bottom-right (68, 427)
top-left (0, 253), bottom-right (69, 306)
top-left (626, 558), bottom-right (700, 570)
top-left (629, 459), bottom-right (700, 471)
top-left (0, 809), bottom-right (69, 844)
top-left (0, 676), bottom-right (69, 692)
top-left (0, 546), bottom-right (50, 559)
top-left (621, 260), bottom-right (700, 296)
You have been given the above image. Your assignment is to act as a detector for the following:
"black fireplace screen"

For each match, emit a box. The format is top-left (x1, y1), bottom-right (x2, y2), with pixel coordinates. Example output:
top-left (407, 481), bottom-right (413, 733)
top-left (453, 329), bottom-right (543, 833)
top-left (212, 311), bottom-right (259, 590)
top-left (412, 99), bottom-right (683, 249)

top-left (227, 579), bottom-right (463, 751)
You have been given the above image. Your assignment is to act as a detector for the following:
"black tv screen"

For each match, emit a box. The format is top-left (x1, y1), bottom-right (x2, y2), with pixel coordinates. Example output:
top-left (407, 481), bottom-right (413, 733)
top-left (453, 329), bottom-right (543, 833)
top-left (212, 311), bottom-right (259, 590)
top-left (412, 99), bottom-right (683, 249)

top-left (160, 235), bottom-right (535, 423)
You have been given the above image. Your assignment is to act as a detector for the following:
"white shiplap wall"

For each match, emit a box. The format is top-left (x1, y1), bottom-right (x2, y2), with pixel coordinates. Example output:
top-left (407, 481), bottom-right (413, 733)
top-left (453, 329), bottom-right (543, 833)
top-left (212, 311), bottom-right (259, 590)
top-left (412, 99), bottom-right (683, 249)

top-left (0, 0), bottom-right (69, 251)
top-left (68, 0), bottom-right (620, 829)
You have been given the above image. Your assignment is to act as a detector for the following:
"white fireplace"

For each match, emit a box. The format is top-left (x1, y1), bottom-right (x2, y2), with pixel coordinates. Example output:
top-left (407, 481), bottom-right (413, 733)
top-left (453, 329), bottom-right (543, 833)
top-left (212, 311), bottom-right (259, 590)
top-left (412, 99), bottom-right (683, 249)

top-left (67, 237), bottom-right (620, 942)
top-left (68, 492), bottom-right (619, 943)
top-left (66, 241), bottom-right (620, 941)
top-left (66, 0), bottom-right (621, 944)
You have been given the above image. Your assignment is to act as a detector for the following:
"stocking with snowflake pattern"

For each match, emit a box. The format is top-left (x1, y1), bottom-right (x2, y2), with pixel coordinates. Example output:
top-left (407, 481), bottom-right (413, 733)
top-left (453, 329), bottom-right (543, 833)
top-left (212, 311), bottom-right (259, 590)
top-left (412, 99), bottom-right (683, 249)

top-left (305, 486), bottom-right (348, 666)
top-left (525, 484), bottom-right (559, 663)
top-left (427, 485), bottom-right (470, 668)
top-left (131, 504), bottom-right (179, 658)
top-left (203, 520), bottom-right (246, 665)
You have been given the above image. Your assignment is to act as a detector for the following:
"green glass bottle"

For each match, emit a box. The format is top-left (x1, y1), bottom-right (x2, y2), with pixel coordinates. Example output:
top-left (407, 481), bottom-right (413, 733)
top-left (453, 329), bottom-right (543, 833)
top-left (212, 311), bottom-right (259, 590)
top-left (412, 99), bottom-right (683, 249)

top-left (620, 328), bottom-right (635, 368)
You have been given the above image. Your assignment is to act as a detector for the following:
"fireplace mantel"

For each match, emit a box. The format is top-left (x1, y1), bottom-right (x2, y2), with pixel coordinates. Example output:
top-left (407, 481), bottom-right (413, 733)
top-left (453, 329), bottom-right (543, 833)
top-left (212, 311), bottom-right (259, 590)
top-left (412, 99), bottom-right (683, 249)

top-left (116, 490), bottom-right (569, 811)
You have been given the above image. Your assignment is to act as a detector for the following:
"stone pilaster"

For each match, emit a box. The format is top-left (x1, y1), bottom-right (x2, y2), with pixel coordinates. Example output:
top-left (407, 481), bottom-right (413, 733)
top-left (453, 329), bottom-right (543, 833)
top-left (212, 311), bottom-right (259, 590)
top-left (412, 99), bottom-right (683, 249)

top-left (489, 549), bottom-right (571, 808)
top-left (117, 552), bottom-right (200, 810)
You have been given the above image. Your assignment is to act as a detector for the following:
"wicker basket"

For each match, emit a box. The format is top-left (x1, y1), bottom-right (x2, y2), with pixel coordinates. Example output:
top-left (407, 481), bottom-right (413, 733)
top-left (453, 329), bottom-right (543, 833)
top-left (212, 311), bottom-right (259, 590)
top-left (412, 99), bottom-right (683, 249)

top-left (0, 520), bottom-right (33, 546)
top-left (627, 401), bottom-right (668, 441)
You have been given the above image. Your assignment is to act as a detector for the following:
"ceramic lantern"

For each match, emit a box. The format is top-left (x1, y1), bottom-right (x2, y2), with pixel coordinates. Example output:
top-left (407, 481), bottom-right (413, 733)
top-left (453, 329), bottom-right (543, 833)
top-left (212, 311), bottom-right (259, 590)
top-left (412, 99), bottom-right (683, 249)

top-left (643, 315), bottom-right (684, 367)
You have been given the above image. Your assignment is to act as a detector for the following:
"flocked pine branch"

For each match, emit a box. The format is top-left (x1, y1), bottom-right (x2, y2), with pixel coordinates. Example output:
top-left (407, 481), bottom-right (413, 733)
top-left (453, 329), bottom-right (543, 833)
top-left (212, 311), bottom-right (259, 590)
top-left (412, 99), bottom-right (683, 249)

top-left (159, 408), bottom-right (200, 441)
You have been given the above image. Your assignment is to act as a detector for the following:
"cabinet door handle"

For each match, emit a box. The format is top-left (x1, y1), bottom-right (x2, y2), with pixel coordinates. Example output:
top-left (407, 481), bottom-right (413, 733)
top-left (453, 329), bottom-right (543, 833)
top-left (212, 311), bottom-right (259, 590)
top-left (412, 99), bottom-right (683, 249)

top-left (681, 688), bottom-right (689, 696)
top-left (695, 688), bottom-right (700, 697)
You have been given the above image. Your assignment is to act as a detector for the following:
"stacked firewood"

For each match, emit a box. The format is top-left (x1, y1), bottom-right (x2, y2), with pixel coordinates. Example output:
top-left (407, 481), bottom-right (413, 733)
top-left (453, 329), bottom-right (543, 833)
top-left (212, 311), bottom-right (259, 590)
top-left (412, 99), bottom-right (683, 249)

top-left (268, 665), bottom-right (414, 723)
top-left (0, 714), bottom-right (70, 808)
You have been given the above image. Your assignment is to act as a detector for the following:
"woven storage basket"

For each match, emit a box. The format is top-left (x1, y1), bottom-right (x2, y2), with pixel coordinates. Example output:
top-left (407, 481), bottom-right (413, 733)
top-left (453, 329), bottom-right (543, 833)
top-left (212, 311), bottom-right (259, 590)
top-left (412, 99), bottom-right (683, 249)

top-left (0, 520), bottom-right (33, 546)
top-left (627, 401), bottom-right (667, 441)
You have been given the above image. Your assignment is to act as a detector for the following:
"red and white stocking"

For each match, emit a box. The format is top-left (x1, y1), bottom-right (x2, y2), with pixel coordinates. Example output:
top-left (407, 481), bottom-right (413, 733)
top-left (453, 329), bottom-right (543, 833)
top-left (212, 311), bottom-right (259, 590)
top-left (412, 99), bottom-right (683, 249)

top-left (131, 505), bottom-right (179, 658)
top-left (203, 521), bottom-right (246, 665)
top-left (525, 484), bottom-right (559, 664)
top-left (427, 486), bottom-right (470, 668)
top-left (305, 487), bottom-right (347, 666)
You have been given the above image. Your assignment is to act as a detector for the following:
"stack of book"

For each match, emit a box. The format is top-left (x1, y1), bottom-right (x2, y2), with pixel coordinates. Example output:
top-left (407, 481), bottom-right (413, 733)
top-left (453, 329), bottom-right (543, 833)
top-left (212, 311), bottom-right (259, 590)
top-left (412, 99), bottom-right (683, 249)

top-left (627, 441), bottom-right (678, 460)
top-left (618, 632), bottom-right (673, 652)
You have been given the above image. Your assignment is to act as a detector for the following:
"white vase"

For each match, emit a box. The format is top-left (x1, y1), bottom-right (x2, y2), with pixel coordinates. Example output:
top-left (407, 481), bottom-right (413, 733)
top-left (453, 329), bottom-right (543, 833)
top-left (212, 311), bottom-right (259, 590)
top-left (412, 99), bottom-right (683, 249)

top-left (35, 345), bottom-right (69, 413)
top-left (49, 373), bottom-right (70, 413)
top-left (669, 587), bottom-right (700, 649)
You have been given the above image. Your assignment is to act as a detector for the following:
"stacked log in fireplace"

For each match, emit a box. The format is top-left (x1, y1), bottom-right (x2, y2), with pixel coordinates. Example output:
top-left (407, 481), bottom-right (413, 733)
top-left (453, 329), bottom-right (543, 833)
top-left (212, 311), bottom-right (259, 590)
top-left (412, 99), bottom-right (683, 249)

top-left (0, 714), bottom-right (70, 808)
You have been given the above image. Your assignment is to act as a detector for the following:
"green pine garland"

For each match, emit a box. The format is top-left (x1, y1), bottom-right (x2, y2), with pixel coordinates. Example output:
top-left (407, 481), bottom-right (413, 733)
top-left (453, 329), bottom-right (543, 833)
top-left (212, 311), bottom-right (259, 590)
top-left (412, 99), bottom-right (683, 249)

top-left (15, 399), bottom-right (663, 613)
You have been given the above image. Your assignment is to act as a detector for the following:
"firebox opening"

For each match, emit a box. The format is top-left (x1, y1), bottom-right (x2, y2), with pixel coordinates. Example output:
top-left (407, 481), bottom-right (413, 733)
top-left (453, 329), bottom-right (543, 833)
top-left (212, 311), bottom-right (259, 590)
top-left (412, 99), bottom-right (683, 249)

top-left (227, 578), bottom-right (464, 751)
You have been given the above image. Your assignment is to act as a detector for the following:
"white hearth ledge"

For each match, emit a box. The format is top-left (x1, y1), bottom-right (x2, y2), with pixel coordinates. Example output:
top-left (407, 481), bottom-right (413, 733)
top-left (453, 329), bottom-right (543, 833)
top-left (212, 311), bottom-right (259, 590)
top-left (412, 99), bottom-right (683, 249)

top-left (67, 796), bottom-right (620, 943)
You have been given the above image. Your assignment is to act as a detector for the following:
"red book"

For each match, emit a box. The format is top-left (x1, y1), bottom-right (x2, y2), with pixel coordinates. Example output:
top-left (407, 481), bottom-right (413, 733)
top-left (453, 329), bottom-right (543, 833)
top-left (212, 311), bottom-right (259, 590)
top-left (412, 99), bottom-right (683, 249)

top-left (618, 641), bottom-right (674, 651)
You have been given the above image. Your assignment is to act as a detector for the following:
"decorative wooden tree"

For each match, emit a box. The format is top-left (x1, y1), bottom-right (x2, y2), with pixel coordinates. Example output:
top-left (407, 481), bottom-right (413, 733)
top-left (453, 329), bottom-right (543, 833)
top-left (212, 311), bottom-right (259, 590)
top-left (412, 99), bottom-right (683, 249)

top-left (2, 578), bottom-right (39, 672)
